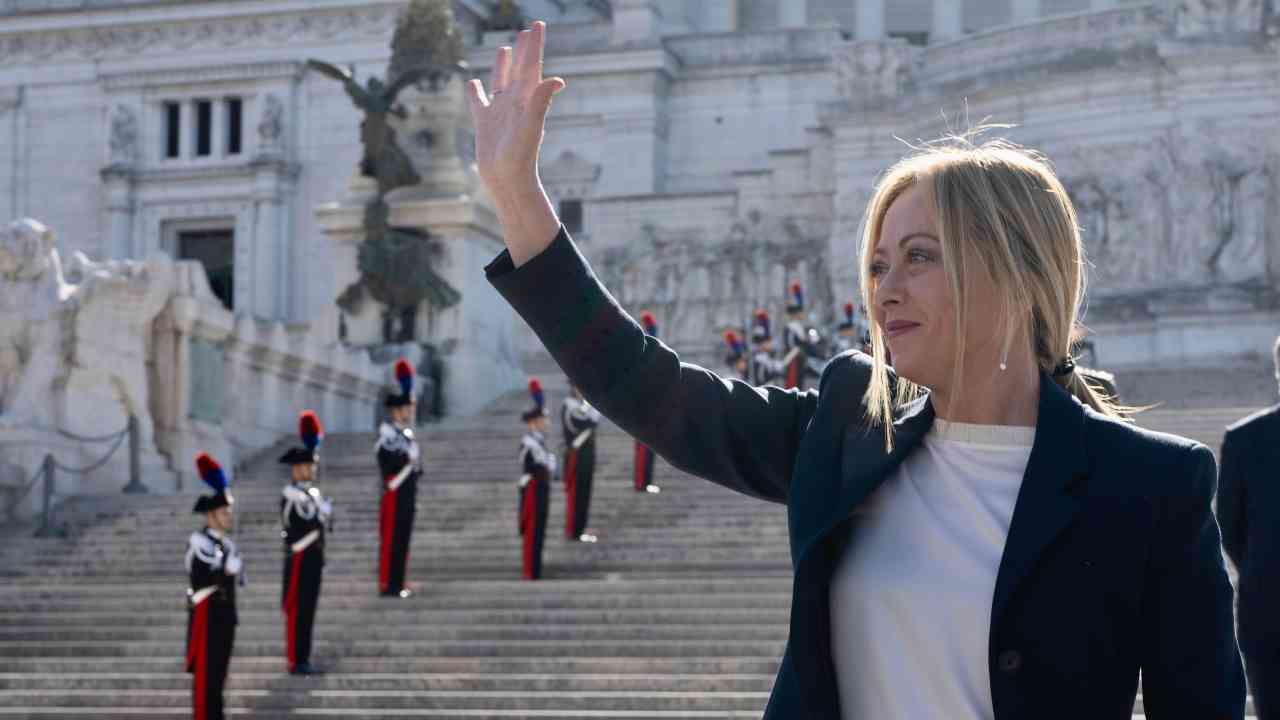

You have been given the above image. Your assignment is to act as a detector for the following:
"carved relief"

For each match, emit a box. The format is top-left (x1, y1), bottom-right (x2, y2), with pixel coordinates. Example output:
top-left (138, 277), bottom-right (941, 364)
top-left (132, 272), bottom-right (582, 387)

top-left (1176, 0), bottom-right (1265, 36)
top-left (832, 40), bottom-right (914, 111)
top-left (0, 8), bottom-right (397, 67)
top-left (257, 93), bottom-right (285, 155)
top-left (107, 104), bottom-right (137, 167)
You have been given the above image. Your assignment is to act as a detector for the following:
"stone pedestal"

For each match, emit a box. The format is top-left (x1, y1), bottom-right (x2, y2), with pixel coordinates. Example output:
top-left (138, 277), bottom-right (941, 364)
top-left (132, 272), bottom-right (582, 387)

top-left (316, 183), bottom-right (522, 417)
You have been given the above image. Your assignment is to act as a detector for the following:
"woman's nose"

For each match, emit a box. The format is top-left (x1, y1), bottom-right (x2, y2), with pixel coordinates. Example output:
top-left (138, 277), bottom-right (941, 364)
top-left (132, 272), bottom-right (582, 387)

top-left (875, 266), bottom-right (904, 308)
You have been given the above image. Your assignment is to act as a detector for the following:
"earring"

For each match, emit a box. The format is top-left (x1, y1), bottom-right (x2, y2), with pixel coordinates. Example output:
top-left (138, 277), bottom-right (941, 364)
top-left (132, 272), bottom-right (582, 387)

top-left (999, 347), bottom-right (1008, 372)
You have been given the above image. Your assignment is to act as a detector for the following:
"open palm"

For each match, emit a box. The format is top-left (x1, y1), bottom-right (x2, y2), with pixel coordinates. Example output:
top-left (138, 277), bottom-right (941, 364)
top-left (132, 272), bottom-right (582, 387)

top-left (465, 21), bottom-right (566, 197)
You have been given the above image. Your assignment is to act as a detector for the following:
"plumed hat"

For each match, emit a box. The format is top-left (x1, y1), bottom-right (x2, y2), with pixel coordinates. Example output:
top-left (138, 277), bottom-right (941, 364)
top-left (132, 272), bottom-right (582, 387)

top-left (192, 452), bottom-right (233, 514)
top-left (786, 281), bottom-right (804, 314)
top-left (751, 308), bottom-right (771, 344)
top-left (723, 329), bottom-right (746, 364)
top-left (521, 378), bottom-right (549, 422)
top-left (386, 358), bottom-right (416, 407)
top-left (640, 311), bottom-right (658, 336)
top-left (838, 301), bottom-right (856, 331)
top-left (280, 410), bottom-right (323, 465)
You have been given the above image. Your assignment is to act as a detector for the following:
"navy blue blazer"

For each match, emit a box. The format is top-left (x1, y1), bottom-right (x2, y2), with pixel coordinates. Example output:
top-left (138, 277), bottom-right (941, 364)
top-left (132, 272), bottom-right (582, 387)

top-left (1217, 404), bottom-right (1280, 653)
top-left (487, 227), bottom-right (1245, 719)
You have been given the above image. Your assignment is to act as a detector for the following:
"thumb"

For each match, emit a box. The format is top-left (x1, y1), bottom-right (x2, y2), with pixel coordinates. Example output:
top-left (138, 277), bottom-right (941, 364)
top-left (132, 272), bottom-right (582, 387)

top-left (533, 77), bottom-right (567, 113)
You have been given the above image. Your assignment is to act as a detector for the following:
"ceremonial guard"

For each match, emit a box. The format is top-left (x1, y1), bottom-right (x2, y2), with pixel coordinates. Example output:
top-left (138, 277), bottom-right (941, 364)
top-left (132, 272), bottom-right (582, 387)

top-left (186, 453), bottom-right (242, 720)
top-left (561, 384), bottom-right (601, 543)
top-left (833, 302), bottom-right (859, 354)
top-left (375, 358), bottom-right (422, 598)
top-left (724, 329), bottom-right (748, 380)
top-left (633, 312), bottom-right (661, 494)
top-left (751, 309), bottom-right (785, 386)
top-left (519, 379), bottom-right (555, 579)
top-left (782, 282), bottom-right (810, 389)
top-left (279, 410), bottom-right (332, 675)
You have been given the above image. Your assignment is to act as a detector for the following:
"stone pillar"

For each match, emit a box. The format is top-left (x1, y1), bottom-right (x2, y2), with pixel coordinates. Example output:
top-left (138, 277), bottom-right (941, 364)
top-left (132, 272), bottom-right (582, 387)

top-left (0, 86), bottom-right (21, 222)
top-left (101, 168), bottom-right (136, 259)
top-left (248, 159), bottom-right (295, 320)
top-left (612, 0), bottom-right (662, 44)
top-left (700, 0), bottom-right (738, 31)
top-left (1011, 0), bottom-right (1039, 23)
top-left (932, 0), bottom-right (964, 40)
top-left (855, 0), bottom-right (886, 40)
top-left (779, 0), bottom-right (807, 28)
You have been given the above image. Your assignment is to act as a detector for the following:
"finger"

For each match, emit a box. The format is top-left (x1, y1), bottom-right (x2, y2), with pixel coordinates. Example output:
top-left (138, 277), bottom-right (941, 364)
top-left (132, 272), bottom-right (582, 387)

top-left (533, 77), bottom-right (566, 112)
top-left (511, 27), bottom-right (530, 82)
top-left (491, 46), bottom-right (512, 93)
top-left (514, 22), bottom-right (545, 86)
top-left (465, 79), bottom-right (488, 113)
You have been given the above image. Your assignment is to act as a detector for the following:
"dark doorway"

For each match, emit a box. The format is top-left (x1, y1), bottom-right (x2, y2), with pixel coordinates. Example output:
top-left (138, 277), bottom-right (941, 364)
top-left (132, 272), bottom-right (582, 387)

top-left (177, 228), bottom-right (234, 310)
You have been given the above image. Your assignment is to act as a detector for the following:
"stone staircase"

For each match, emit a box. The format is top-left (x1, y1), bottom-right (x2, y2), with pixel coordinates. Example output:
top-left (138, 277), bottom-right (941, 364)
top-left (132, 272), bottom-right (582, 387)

top-left (0, 382), bottom-right (1260, 718)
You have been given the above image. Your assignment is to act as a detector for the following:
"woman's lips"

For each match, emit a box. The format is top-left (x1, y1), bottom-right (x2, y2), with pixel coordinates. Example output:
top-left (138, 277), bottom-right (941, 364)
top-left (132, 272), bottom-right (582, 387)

top-left (884, 322), bottom-right (920, 339)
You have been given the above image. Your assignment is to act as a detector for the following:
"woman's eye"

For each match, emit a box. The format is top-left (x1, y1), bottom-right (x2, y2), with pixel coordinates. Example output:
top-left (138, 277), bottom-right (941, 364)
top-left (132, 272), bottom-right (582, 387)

top-left (869, 263), bottom-right (888, 277)
top-left (908, 249), bottom-right (933, 263)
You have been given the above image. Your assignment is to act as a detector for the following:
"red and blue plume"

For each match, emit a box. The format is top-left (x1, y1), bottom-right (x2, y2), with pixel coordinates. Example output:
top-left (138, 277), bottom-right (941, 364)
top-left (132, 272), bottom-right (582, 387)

top-left (298, 410), bottom-right (323, 452)
top-left (195, 452), bottom-right (228, 493)
top-left (394, 358), bottom-right (414, 397)
top-left (790, 281), bottom-right (804, 307)
top-left (640, 311), bottom-right (657, 335)
top-left (528, 378), bottom-right (544, 410)
top-left (723, 329), bottom-right (739, 347)
top-left (844, 302), bottom-right (855, 322)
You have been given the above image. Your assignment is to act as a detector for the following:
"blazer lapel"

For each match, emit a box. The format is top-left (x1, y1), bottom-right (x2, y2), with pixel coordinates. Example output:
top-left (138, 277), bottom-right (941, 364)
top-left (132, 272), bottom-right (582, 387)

top-left (792, 392), bottom-right (935, 564)
top-left (989, 373), bottom-right (1089, 627)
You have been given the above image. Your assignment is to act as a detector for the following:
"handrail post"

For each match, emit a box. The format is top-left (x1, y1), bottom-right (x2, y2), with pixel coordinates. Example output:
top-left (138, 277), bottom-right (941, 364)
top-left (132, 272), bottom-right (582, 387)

top-left (121, 415), bottom-right (149, 494)
top-left (34, 455), bottom-right (54, 537)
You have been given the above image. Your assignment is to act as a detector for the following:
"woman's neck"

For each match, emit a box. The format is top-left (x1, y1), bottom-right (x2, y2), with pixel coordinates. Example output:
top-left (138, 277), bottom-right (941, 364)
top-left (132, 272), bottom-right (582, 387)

top-left (929, 357), bottom-right (1040, 427)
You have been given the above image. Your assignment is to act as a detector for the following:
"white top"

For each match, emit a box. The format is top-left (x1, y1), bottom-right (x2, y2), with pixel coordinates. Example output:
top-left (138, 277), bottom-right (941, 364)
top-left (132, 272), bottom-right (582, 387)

top-left (829, 418), bottom-right (1035, 720)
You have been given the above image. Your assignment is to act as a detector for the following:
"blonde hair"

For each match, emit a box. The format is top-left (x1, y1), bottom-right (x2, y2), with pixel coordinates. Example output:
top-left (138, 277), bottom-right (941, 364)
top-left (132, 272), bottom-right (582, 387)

top-left (857, 129), bottom-right (1127, 449)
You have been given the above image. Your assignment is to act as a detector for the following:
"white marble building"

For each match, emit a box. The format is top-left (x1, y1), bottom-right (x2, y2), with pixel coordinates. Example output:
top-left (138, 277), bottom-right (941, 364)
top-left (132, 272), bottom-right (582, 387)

top-left (0, 0), bottom-right (1276, 463)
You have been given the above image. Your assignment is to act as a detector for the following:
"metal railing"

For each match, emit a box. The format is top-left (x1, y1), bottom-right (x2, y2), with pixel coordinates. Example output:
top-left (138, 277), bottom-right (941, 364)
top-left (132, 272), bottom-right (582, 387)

top-left (2, 416), bottom-right (145, 537)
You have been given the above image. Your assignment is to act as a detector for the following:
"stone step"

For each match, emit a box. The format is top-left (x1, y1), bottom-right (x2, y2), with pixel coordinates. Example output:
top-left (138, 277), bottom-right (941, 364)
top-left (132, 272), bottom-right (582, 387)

top-left (0, 608), bottom-right (790, 628)
top-left (0, 639), bottom-right (788, 659)
top-left (0, 673), bottom-right (775, 692)
top-left (0, 689), bottom-right (771, 711)
top-left (0, 657), bottom-right (782, 676)
top-left (0, 623), bottom-right (790, 643)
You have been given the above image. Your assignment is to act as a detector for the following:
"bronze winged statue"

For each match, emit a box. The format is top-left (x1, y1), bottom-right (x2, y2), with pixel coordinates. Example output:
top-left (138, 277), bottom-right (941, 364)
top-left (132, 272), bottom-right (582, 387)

top-left (305, 59), bottom-right (467, 199)
top-left (308, 57), bottom-right (469, 332)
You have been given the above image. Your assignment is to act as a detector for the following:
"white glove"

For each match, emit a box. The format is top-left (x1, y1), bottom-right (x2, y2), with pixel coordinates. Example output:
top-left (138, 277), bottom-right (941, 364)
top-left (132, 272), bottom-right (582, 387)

top-left (408, 443), bottom-right (421, 464)
top-left (547, 456), bottom-right (558, 475)
top-left (318, 499), bottom-right (333, 517)
top-left (224, 553), bottom-right (242, 576)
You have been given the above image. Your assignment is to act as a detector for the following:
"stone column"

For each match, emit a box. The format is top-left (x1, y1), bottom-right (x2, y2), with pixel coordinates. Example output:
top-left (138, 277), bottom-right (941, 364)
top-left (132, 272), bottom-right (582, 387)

top-left (249, 157), bottom-right (296, 320)
top-left (0, 86), bottom-right (21, 222)
top-left (701, 0), bottom-right (738, 31)
top-left (779, 0), bottom-right (807, 28)
top-left (932, 0), bottom-right (964, 40)
top-left (855, 0), bottom-right (886, 40)
top-left (101, 168), bottom-right (136, 259)
top-left (1011, 0), bottom-right (1040, 23)
top-left (612, 0), bottom-right (661, 44)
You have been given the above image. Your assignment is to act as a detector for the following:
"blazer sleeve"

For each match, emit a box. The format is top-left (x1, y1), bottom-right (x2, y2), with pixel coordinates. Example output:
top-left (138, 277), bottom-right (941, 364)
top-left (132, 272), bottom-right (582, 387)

top-left (1215, 427), bottom-right (1247, 568)
top-left (1140, 444), bottom-right (1246, 719)
top-left (486, 226), bottom-right (819, 504)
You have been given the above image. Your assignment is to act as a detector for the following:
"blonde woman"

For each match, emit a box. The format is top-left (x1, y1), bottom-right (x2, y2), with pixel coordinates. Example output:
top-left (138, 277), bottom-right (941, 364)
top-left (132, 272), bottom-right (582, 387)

top-left (468, 22), bottom-right (1245, 719)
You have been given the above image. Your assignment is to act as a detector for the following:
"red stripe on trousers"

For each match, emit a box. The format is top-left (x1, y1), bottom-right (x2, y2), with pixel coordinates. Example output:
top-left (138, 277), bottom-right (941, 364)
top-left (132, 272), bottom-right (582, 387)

top-left (564, 449), bottom-right (578, 538)
top-left (284, 551), bottom-right (303, 670)
top-left (785, 358), bottom-right (799, 389)
top-left (188, 601), bottom-right (208, 720)
top-left (522, 480), bottom-right (537, 580)
top-left (379, 486), bottom-right (397, 593)
top-left (634, 442), bottom-right (648, 491)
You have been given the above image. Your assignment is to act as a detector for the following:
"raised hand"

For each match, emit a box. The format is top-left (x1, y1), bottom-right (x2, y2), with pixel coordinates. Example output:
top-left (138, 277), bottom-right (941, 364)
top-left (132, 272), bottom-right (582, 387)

top-left (465, 21), bottom-right (566, 266)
